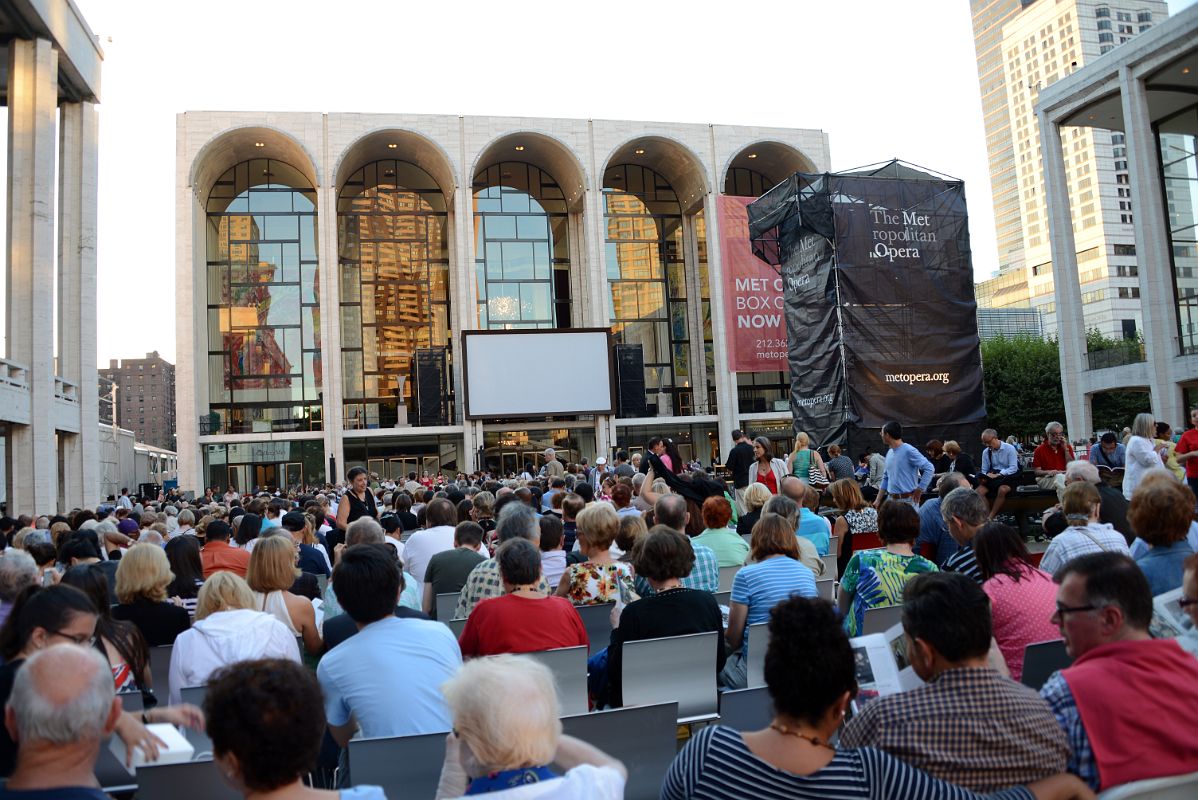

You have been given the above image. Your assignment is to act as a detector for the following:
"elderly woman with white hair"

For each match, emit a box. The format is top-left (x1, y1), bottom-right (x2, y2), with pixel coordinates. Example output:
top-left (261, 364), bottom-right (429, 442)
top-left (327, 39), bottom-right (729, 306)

top-left (0, 550), bottom-right (39, 628)
top-left (434, 654), bottom-right (626, 799)
top-left (1124, 412), bottom-right (1162, 501)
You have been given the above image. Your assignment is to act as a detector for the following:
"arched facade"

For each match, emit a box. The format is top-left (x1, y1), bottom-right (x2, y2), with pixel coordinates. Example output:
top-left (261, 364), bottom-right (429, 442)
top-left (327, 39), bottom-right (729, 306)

top-left (177, 113), bottom-right (829, 490)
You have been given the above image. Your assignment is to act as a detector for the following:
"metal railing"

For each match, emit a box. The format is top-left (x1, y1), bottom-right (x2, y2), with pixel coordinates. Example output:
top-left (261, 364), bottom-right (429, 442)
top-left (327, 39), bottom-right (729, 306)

top-left (1085, 341), bottom-right (1146, 371)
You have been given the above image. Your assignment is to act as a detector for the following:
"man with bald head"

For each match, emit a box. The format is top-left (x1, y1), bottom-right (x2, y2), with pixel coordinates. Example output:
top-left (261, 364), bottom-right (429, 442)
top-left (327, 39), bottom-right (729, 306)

top-left (3, 645), bottom-right (120, 798)
top-left (781, 477), bottom-right (831, 555)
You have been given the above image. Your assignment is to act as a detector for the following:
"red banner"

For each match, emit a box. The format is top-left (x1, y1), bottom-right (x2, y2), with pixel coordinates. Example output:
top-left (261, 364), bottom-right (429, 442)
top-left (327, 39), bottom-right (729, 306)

top-left (718, 195), bottom-right (787, 372)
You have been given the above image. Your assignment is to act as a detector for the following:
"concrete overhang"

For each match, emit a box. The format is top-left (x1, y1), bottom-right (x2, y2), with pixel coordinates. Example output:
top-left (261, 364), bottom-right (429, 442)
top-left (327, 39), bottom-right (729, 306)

top-left (0, 0), bottom-right (103, 104)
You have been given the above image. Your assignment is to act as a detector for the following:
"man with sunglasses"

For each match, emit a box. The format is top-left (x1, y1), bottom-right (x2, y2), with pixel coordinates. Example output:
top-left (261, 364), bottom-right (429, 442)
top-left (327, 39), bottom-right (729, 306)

top-left (1032, 422), bottom-right (1073, 501)
top-left (1040, 552), bottom-right (1198, 792)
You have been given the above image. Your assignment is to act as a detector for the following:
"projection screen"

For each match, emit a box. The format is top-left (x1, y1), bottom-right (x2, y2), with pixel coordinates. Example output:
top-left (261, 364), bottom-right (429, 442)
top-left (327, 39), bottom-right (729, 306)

top-left (462, 329), bottom-right (614, 419)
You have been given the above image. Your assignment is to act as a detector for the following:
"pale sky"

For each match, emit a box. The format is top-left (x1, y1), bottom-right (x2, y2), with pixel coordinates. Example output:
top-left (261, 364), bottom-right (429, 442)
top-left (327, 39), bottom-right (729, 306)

top-left (3, 0), bottom-right (1194, 365)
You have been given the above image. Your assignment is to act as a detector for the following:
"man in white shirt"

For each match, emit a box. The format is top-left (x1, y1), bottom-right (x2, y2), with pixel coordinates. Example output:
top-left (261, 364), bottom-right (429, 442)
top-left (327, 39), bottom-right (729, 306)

top-left (117, 488), bottom-right (133, 510)
top-left (403, 498), bottom-right (472, 588)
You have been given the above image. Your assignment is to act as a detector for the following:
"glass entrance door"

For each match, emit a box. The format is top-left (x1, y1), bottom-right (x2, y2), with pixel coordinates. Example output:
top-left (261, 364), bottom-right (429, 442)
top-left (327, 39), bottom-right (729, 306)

top-left (254, 464), bottom-right (278, 491)
top-left (227, 465), bottom-right (249, 493)
top-left (284, 462), bottom-right (303, 490)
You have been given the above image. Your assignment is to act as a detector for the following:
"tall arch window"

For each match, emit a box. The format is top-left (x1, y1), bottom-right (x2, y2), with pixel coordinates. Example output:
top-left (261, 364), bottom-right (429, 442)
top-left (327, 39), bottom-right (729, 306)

top-left (604, 164), bottom-right (690, 416)
top-left (473, 162), bottom-right (571, 328)
top-left (205, 159), bottom-right (322, 434)
top-left (338, 161), bottom-right (451, 428)
top-left (723, 166), bottom-right (789, 413)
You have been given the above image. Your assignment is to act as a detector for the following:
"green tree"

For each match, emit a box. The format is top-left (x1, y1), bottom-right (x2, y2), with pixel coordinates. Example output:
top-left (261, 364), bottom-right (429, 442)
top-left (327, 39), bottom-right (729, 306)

top-left (980, 334), bottom-right (1066, 438)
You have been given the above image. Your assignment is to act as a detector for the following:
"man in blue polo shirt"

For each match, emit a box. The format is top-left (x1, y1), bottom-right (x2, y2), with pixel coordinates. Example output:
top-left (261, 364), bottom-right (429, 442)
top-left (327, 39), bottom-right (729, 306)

top-left (874, 421), bottom-right (935, 508)
top-left (977, 428), bottom-right (1021, 519)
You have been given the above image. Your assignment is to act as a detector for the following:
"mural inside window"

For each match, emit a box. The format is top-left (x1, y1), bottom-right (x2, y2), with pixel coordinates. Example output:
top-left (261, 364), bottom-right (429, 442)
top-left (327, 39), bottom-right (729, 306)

top-left (205, 159), bottom-right (322, 434)
top-left (338, 160), bottom-right (452, 429)
top-left (604, 164), bottom-right (690, 416)
top-left (473, 162), bottom-right (571, 329)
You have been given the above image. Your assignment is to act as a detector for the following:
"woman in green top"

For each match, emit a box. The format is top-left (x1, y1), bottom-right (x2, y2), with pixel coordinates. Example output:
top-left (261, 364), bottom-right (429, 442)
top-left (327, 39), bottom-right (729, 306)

top-left (786, 431), bottom-right (828, 486)
top-left (838, 500), bottom-right (937, 636)
top-left (692, 496), bottom-right (749, 567)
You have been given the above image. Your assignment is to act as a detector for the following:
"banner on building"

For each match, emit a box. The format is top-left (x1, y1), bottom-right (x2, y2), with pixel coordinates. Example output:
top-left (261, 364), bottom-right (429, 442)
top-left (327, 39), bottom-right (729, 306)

top-left (747, 161), bottom-right (986, 449)
top-left (717, 195), bottom-right (788, 373)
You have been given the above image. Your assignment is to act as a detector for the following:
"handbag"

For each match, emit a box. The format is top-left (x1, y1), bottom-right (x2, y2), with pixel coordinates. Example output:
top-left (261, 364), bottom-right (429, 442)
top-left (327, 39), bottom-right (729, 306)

top-left (809, 462), bottom-right (829, 489)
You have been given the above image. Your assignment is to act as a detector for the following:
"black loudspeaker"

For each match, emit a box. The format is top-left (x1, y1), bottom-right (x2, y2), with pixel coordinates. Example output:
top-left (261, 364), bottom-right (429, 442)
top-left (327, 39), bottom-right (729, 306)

top-left (414, 348), bottom-right (448, 426)
top-left (614, 344), bottom-right (647, 418)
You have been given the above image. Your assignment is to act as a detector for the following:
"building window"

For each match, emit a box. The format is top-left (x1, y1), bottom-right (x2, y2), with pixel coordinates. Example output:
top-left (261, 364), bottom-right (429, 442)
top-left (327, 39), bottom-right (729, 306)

top-left (338, 160), bottom-right (452, 429)
top-left (205, 159), bottom-right (322, 435)
top-left (1095, 6), bottom-right (1109, 18)
top-left (473, 162), bottom-right (571, 329)
top-left (1117, 287), bottom-right (1141, 299)
top-left (604, 164), bottom-right (691, 417)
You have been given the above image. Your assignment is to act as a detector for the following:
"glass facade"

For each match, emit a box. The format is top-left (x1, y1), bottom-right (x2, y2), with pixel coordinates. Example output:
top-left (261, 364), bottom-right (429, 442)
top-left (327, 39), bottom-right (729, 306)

top-left (205, 439), bottom-right (325, 493)
top-left (1159, 107), bottom-right (1198, 355)
top-left (473, 162), bottom-right (572, 329)
top-left (604, 164), bottom-right (690, 416)
top-left (205, 160), bottom-right (322, 435)
top-left (337, 161), bottom-right (452, 428)
top-left (480, 428), bottom-right (596, 477)
top-left (615, 424), bottom-right (718, 466)
top-left (343, 435), bottom-right (464, 479)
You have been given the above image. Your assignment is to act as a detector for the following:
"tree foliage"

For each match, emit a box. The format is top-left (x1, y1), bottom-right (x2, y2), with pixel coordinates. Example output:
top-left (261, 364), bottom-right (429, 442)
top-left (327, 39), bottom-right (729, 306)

top-left (980, 334), bottom-right (1066, 438)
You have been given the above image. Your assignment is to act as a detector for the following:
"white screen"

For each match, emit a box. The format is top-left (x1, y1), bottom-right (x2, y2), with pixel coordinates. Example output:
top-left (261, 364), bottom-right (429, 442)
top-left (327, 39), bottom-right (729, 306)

top-left (464, 330), bottom-right (613, 418)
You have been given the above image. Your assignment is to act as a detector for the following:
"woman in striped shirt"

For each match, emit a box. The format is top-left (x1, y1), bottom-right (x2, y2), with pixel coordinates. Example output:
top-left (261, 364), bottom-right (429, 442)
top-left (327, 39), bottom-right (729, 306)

top-left (663, 597), bottom-right (1093, 800)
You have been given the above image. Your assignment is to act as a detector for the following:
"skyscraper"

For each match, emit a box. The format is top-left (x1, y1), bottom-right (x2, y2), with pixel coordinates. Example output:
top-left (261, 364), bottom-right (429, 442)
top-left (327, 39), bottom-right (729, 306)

top-left (970, 0), bottom-right (1033, 274)
top-left (100, 352), bottom-right (177, 451)
top-left (972, 0), bottom-right (1169, 339)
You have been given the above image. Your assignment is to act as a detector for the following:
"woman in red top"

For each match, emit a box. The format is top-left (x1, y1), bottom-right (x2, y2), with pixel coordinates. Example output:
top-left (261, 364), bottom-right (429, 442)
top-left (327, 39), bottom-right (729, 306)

top-left (747, 436), bottom-right (787, 496)
top-left (458, 538), bottom-right (588, 658)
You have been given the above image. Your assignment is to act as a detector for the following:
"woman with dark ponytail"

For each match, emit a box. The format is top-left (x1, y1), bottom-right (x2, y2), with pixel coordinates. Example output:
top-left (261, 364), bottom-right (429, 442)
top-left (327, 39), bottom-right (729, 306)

top-left (60, 564), bottom-right (153, 703)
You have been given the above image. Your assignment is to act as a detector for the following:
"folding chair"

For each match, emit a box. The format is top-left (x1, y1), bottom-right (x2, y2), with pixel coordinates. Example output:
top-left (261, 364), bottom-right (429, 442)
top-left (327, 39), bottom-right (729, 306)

top-left (1019, 639), bottom-right (1072, 691)
top-left (862, 604), bottom-right (903, 635)
top-left (745, 621), bottom-right (769, 689)
top-left (520, 646), bottom-right (588, 716)
top-left (816, 578), bottom-right (835, 602)
top-left (573, 602), bottom-right (615, 654)
top-left (447, 617), bottom-right (467, 639)
top-left (149, 645), bottom-right (173, 705)
top-left (714, 590), bottom-right (731, 607)
top-left (821, 553), bottom-right (838, 580)
top-left (347, 730), bottom-right (449, 800)
top-left (718, 565), bottom-right (741, 592)
top-left (179, 685), bottom-right (212, 756)
top-left (621, 631), bottom-right (719, 723)
top-left (1096, 771), bottom-right (1198, 799)
top-left (435, 592), bottom-right (459, 622)
top-left (719, 686), bottom-right (772, 731)
top-left (137, 759), bottom-right (240, 800)
top-left (561, 702), bottom-right (678, 800)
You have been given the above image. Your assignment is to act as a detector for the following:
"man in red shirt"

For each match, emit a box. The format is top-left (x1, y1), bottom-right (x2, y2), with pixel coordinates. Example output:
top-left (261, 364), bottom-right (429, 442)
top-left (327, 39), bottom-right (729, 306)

top-left (1175, 407), bottom-right (1198, 504)
top-left (458, 538), bottom-right (588, 658)
top-left (1032, 421), bottom-right (1074, 501)
top-left (199, 520), bottom-right (251, 578)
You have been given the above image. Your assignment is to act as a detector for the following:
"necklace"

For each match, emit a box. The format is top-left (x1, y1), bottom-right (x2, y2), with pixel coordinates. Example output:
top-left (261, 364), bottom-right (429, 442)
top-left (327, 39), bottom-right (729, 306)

top-left (769, 722), bottom-right (835, 751)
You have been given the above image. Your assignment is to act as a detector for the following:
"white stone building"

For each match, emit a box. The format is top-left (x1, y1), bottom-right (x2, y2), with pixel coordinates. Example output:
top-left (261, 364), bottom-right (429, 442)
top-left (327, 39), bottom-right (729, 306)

top-left (0, 0), bottom-right (102, 514)
top-left (176, 112), bottom-right (829, 492)
top-left (1036, 3), bottom-right (1198, 437)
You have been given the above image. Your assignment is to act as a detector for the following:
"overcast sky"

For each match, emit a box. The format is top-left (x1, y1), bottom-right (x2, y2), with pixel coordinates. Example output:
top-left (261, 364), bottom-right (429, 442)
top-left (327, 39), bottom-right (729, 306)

top-left (3, 0), bottom-right (1194, 364)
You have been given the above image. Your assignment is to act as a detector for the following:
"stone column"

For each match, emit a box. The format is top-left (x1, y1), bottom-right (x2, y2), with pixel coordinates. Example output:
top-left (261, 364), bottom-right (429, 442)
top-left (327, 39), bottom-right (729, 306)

top-left (701, 191), bottom-right (740, 460)
top-left (1038, 111), bottom-right (1090, 440)
top-left (6, 39), bottom-right (59, 514)
top-left (1120, 67), bottom-right (1182, 427)
top-left (57, 101), bottom-right (100, 508)
top-left (452, 140), bottom-right (478, 462)
top-left (315, 131), bottom-right (344, 484)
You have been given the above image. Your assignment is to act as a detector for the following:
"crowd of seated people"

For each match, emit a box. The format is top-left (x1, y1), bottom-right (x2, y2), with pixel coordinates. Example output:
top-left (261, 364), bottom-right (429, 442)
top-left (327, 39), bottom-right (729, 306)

top-left (0, 418), bottom-right (1196, 798)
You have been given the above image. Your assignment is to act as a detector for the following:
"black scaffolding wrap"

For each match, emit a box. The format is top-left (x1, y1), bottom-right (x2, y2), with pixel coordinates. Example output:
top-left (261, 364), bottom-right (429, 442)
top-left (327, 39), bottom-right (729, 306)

top-left (747, 161), bottom-right (986, 456)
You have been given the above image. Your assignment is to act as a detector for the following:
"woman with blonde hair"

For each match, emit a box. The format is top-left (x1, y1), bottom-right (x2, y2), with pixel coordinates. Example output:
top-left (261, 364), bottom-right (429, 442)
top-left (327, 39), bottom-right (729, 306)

top-left (1124, 412), bottom-right (1161, 500)
top-left (786, 432), bottom-right (828, 487)
top-left (246, 534), bottom-right (321, 655)
top-left (555, 504), bottom-right (636, 606)
top-left (435, 655), bottom-right (626, 798)
top-left (736, 482), bottom-right (773, 538)
top-left (112, 543), bottom-right (190, 646)
top-left (167, 572), bottom-right (300, 704)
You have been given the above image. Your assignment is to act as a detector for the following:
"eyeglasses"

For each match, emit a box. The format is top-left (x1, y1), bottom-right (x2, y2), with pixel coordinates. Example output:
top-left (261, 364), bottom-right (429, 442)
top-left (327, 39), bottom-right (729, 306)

top-left (1179, 596), bottom-right (1198, 609)
top-left (49, 630), bottom-right (97, 647)
top-left (1054, 602), bottom-right (1097, 619)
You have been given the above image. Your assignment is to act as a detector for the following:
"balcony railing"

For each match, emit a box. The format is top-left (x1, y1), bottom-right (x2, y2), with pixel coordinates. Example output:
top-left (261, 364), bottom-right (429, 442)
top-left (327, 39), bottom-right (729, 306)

top-left (1085, 341), bottom-right (1146, 370)
top-left (0, 359), bottom-right (28, 390)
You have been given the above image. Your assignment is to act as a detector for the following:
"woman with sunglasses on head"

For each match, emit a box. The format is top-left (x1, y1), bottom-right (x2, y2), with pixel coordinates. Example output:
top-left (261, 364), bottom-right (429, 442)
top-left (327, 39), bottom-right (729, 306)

top-left (0, 584), bottom-right (203, 776)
